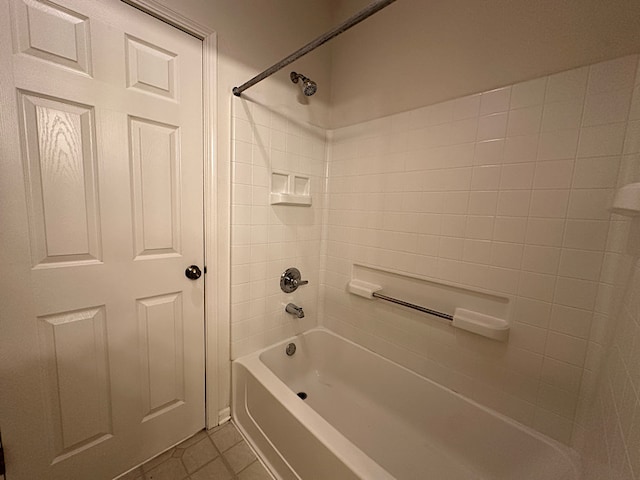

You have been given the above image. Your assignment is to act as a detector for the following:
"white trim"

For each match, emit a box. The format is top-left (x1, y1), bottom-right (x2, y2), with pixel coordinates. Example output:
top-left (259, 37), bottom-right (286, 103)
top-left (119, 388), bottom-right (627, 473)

top-left (122, 0), bottom-right (229, 429)
top-left (121, 0), bottom-right (212, 38)
top-left (218, 407), bottom-right (231, 425)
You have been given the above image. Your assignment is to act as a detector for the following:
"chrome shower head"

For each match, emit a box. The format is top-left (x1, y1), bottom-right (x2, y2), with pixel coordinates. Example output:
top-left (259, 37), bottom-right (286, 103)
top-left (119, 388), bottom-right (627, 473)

top-left (290, 71), bottom-right (317, 96)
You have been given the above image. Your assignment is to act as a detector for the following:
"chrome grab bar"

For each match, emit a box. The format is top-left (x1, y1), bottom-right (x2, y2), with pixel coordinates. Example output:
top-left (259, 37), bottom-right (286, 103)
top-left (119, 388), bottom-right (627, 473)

top-left (371, 292), bottom-right (453, 321)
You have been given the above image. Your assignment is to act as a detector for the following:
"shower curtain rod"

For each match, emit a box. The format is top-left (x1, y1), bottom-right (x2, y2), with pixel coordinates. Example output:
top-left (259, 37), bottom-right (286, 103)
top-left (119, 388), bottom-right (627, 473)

top-left (232, 0), bottom-right (397, 97)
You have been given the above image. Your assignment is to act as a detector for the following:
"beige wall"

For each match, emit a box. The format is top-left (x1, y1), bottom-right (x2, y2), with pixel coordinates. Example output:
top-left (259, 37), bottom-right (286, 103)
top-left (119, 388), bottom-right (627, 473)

top-left (329, 0), bottom-right (640, 127)
top-left (154, 0), bottom-right (333, 125)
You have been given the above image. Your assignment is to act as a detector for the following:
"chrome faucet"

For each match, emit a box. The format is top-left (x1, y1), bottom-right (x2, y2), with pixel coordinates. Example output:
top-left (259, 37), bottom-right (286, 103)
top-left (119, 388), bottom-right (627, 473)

top-left (285, 303), bottom-right (305, 318)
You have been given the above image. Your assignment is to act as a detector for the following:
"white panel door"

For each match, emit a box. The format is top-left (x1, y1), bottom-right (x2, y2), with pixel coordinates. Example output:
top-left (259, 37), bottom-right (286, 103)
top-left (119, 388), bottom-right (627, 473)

top-left (0, 0), bottom-right (205, 478)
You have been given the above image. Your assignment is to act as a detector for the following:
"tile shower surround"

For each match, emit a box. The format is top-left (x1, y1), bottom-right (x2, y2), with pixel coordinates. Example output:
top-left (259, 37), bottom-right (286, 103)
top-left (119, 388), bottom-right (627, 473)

top-left (230, 99), bottom-right (326, 359)
top-left (322, 54), bottom-right (640, 445)
top-left (231, 54), bottom-right (640, 457)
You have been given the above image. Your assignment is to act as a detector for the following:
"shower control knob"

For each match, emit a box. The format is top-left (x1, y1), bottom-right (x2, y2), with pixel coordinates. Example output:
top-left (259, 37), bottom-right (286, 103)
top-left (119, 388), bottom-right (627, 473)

top-left (185, 265), bottom-right (202, 280)
top-left (280, 267), bottom-right (309, 293)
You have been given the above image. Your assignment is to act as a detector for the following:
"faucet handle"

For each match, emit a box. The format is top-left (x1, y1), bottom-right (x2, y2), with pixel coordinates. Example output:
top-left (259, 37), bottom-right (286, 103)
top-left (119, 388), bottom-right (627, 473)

top-left (280, 267), bottom-right (309, 293)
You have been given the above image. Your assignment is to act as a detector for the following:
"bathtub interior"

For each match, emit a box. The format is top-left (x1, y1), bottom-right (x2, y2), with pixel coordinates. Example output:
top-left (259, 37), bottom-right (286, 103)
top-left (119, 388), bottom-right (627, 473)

top-left (252, 328), bottom-right (580, 480)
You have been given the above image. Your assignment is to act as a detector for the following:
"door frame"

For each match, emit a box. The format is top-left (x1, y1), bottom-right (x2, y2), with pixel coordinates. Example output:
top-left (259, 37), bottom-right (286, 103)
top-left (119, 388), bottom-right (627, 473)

top-left (122, 0), bottom-right (230, 429)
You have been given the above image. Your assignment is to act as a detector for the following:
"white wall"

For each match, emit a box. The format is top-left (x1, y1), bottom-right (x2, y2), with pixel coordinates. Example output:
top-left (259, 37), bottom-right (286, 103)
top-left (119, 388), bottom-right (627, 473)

top-left (321, 54), bottom-right (639, 444)
top-left (329, 0), bottom-right (640, 128)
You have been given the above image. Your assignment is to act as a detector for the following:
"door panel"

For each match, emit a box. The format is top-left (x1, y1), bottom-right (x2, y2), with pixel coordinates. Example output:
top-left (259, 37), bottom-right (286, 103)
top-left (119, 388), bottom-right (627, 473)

top-left (0, 0), bottom-right (205, 478)
top-left (137, 292), bottom-right (185, 421)
top-left (129, 116), bottom-right (182, 258)
top-left (18, 91), bottom-right (102, 267)
top-left (11, 0), bottom-right (92, 74)
top-left (37, 306), bottom-right (113, 462)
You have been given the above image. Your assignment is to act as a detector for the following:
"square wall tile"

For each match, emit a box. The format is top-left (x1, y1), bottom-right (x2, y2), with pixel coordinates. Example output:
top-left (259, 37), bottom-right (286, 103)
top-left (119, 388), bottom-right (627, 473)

top-left (507, 106), bottom-right (543, 137)
top-left (550, 304), bottom-right (593, 339)
top-left (582, 89), bottom-right (633, 127)
top-left (566, 189), bottom-right (614, 220)
top-left (541, 357), bottom-right (583, 392)
top-left (529, 190), bottom-right (570, 218)
top-left (493, 216), bottom-right (527, 243)
top-left (477, 113), bottom-right (508, 141)
top-left (518, 271), bottom-right (556, 302)
top-left (554, 276), bottom-right (597, 310)
top-left (533, 160), bottom-right (574, 189)
top-left (538, 129), bottom-right (579, 161)
top-left (541, 101), bottom-right (583, 132)
top-left (496, 190), bottom-right (531, 217)
top-left (500, 163), bottom-right (535, 189)
top-left (577, 123), bottom-right (626, 157)
top-left (558, 249), bottom-right (603, 281)
top-left (471, 165), bottom-right (501, 190)
top-left (525, 218), bottom-right (565, 247)
top-left (587, 55), bottom-right (638, 94)
top-left (475, 139), bottom-right (505, 165)
top-left (480, 87), bottom-right (511, 115)
top-left (545, 331), bottom-right (588, 366)
top-left (572, 156), bottom-right (620, 188)
top-left (563, 220), bottom-right (609, 251)
top-left (504, 135), bottom-right (538, 163)
top-left (546, 67), bottom-right (588, 104)
top-left (511, 77), bottom-right (547, 109)
top-left (522, 245), bottom-right (561, 275)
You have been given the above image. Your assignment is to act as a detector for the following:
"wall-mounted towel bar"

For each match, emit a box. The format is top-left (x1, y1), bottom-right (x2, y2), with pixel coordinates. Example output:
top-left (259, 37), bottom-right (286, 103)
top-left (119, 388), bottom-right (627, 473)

top-left (347, 279), bottom-right (510, 342)
top-left (371, 292), bottom-right (453, 321)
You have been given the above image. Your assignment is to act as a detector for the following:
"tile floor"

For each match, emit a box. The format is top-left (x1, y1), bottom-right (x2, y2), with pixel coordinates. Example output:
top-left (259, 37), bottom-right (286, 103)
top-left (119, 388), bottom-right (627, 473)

top-left (117, 422), bottom-right (273, 480)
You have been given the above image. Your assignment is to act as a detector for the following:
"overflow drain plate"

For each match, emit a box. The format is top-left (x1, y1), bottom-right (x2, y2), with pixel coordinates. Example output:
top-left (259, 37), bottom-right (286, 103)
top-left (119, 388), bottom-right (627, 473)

top-left (297, 392), bottom-right (307, 400)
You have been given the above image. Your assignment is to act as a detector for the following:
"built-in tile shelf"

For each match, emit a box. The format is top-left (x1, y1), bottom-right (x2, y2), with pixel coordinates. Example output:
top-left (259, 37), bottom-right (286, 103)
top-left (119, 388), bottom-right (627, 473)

top-left (270, 171), bottom-right (311, 206)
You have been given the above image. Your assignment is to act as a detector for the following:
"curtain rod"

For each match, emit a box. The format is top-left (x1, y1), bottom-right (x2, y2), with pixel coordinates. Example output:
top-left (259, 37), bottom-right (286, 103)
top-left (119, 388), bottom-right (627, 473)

top-left (232, 0), bottom-right (397, 97)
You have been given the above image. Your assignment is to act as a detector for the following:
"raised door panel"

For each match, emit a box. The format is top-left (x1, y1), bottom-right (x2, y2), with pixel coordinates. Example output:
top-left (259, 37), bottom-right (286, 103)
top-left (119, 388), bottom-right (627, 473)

top-left (11, 0), bottom-right (91, 74)
top-left (137, 293), bottom-right (185, 422)
top-left (18, 91), bottom-right (102, 268)
top-left (37, 306), bottom-right (113, 462)
top-left (129, 117), bottom-right (181, 259)
top-left (125, 34), bottom-right (176, 100)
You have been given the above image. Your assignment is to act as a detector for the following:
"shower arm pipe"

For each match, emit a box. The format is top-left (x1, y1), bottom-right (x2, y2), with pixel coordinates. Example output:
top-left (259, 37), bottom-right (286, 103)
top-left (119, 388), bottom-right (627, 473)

top-left (232, 0), bottom-right (397, 97)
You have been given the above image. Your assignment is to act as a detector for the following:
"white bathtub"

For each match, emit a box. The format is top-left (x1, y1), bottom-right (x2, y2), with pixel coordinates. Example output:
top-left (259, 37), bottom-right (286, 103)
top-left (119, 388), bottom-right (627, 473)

top-left (232, 328), bottom-right (580, 479)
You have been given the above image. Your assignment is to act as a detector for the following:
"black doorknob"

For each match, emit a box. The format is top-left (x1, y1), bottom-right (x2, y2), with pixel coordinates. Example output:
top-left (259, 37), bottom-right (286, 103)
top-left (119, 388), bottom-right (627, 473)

top-left (185, 265), bottom-right (202, 280)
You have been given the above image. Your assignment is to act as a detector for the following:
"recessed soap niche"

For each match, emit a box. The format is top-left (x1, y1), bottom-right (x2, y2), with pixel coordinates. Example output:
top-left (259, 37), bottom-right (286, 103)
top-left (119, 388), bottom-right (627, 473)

top-left (270, 171), bottom-right (312, 206)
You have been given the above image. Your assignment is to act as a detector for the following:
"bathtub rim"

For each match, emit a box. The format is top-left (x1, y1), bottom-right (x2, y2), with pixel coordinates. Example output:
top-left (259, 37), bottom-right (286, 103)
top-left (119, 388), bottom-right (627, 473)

top-left (233, 326), bottom-right (581, 479)
top-left (233, 344), bottom-right (395, 479)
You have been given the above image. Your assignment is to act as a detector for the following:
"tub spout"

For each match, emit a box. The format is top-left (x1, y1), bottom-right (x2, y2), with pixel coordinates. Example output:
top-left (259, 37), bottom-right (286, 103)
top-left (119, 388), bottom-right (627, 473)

top-left (285, 303), bottom-right (305, 318)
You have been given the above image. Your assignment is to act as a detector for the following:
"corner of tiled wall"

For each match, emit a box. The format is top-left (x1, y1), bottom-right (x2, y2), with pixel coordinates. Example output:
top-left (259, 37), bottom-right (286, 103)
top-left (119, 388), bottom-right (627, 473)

top-left (230, 96), bottom-right (328, 358)
top-left (573, 55), bottom-right (640, 479)
top-left (321, 53), bottom-right (640, 447)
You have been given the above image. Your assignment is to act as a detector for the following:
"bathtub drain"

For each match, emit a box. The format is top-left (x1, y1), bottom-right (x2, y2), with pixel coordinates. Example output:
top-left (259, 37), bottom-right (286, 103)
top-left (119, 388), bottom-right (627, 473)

top-left (297, 392), bottom-right (307, 400)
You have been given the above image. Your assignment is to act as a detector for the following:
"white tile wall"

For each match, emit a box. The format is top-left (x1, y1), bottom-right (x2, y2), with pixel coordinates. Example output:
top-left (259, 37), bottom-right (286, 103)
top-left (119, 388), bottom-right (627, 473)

top-left (230, 98), bottom-right (326, 358)
top-left (321, 54), bottom-right (640, 444)
top-left (227, 55), bottom-right (640, 463)
top-left (574, 58), bottom-right (640, 479)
